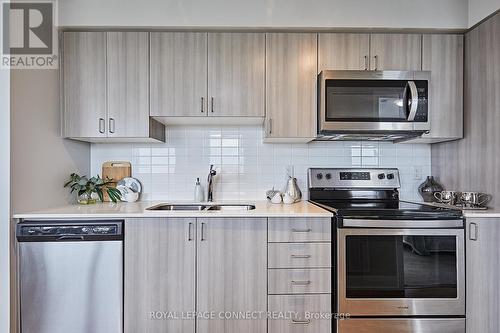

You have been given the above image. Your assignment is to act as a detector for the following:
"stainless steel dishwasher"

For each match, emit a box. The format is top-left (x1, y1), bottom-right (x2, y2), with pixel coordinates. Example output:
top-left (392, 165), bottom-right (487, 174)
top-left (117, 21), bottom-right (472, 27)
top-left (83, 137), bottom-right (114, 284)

top-left (16, 220), bottom-right (124, 333)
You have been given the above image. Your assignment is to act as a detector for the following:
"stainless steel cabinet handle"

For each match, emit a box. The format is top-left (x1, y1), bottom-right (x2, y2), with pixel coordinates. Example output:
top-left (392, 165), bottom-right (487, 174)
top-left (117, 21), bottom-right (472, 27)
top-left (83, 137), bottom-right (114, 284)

top-left (469, 222), bottom-right (478, 241)
top-left (291, 280), bottom-right (311, 285)
top-left (109, 118), bottom-right (115, 134)
top-left (373, 55), bottom-right (379, 70)
top-left (290, 254), bottom-right (311, 259)
top-left (201, 222), bottom-right (206, 241)
top-left (210, 97), bottom-right (214, 113)
top-left (201, 97), bottom-right (205, 113)
top-left (291, 319), bottom-right (311, 325)
top-left (188, 222), bottom-right (193, 241)
top-left (364, 55), bottom-right (368, 70)
top-left (291, 228), bottom-right (312, 233)
top-left (268, 118), bottom-right (273, 135)
top-left (98, 118), bottom-right (105, 133)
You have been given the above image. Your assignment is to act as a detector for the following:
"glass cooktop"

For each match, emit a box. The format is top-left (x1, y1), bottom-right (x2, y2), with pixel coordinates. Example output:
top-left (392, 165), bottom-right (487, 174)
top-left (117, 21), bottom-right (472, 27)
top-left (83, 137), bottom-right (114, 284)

top-left (311, 200), bottom-right (463, 220)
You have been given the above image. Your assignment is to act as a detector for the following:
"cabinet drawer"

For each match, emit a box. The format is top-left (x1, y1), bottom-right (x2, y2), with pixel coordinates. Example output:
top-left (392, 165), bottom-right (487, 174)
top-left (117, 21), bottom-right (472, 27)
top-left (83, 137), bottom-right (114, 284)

top-left (268, 218), bottom-right (331, 242)
top-left (268, 243), bottom-right (331, 268)
top-left (268, 295), bottom-right (332, 333)
top-left (268, 268), bottom-right (331, 294)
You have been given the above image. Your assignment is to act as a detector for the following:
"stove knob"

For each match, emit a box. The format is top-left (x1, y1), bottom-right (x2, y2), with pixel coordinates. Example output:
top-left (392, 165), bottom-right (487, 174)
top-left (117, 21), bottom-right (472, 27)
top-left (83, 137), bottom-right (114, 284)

top-left (325, 173), bottom-right (332, 180)
top-left (387, 173), bottom-right (395, 180)
top-left (378, 173), bottom-right (385, 180)
top-left (316, 173), bottom-right (323, 180)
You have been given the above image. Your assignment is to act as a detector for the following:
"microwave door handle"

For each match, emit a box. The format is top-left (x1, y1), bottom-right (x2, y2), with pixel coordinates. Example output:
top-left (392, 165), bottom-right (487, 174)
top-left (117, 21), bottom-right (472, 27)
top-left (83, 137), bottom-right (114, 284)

top-left (406, 81), bottom-right (419, 121)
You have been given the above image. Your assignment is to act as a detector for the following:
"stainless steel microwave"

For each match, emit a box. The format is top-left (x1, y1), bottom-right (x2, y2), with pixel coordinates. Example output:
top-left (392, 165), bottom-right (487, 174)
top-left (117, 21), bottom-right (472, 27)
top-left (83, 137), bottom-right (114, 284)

top-left (318, 70), bottom-right (431, 141)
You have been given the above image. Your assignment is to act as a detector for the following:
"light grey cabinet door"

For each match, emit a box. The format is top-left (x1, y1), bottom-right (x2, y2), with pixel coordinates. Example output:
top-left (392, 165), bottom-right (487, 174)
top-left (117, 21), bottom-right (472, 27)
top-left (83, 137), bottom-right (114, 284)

top-left (265, 33), bottom-right (317, 141)
top-left (150, 32), bottom-right (208, 117)
top-left (63, 32), bottom-right (107, 138)
top-left (124, 218), bottom-right (196, 333)
top-left (197, 218), bottom-right (267, 333)
top-left (318, 33), bottom-right (370, 71)
top-left (370, 34), bottom-right (422, 70)
top-left (208, 33), bottom-right (265, 117)
top-left (106, 32), bottom-right (150, 138)
top-left (417, 34), bottom-right (464, 143)
top-left (466, 218), bottom-right (500, 333)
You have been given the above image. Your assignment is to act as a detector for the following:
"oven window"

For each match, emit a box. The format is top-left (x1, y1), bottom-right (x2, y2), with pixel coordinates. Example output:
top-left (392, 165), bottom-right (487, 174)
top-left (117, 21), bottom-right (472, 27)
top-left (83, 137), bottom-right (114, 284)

top-left (325, 80), bottom-right (408, 121)
top-left (345, 235), bottom-right (457, 298)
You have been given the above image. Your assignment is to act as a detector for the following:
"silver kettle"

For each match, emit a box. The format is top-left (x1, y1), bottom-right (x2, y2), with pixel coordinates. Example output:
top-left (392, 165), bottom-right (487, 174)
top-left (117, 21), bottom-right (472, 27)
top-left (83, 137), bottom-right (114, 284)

top-left (283, 175), bottom-right (302, 203)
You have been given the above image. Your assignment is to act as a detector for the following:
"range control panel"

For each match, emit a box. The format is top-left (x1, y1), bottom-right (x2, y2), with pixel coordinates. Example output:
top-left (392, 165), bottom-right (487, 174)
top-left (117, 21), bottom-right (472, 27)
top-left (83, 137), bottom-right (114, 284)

top-left (308, 168), bottom-right (400, 189)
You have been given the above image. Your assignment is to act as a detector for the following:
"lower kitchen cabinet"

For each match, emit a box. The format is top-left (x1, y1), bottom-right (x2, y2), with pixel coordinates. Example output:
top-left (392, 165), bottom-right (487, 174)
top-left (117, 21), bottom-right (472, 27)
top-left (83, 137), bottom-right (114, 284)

top-left (124, 218), bottom-right (196, 333)
top-left (466, 218), bottom-right (500, 333)
top-left (196, 217), bottom-right (268, 333)
top-left (125, 217), bottom-right (267, 333)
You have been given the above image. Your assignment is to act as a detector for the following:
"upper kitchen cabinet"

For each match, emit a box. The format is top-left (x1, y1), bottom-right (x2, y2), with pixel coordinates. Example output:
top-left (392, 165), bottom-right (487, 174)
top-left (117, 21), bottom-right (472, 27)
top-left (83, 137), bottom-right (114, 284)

top-left (318, 33), bottom-right (370, 71)
top-left (151, 32), bottom-right (265, 124)
top-left (63, 31), bottom-right (165, 142)
top-left (63, 32), bottom-right (107, 138)
top-left (107, 32), bottom-right (150, 138)
top-left (369, 34), bottom-right (422, 70)
top-left (150, 32), bottom-right (208, 117)
top-left (265, 33), bottom-right (317, 142)
top-left (208, 33), bottom-right (265, 117)
top-left (410, 34), bottom-right (464, 143)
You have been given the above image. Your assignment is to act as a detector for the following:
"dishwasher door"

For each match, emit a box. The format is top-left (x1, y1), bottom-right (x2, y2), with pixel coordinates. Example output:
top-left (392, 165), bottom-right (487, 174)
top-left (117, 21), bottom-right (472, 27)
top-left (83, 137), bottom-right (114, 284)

top-left (17, 221), bottom-right (123, 333)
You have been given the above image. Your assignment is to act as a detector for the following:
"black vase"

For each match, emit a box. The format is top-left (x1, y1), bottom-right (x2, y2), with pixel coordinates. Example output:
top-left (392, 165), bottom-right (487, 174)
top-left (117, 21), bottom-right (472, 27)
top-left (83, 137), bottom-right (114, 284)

top-left (418, 176), bottom-right (444, 202)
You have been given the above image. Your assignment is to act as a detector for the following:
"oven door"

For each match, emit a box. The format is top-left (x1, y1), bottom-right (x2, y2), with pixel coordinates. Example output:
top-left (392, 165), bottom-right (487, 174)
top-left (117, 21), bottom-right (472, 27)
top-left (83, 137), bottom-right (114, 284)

top-left (338, 227), bottom-right (465, 316)
top-left (318, 70), bottom-right (430, 133)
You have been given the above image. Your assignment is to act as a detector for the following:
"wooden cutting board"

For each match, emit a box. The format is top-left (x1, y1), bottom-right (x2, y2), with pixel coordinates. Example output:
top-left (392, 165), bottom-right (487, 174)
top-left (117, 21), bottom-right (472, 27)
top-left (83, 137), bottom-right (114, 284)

top-left (102, 161), bottom-right (131, 202)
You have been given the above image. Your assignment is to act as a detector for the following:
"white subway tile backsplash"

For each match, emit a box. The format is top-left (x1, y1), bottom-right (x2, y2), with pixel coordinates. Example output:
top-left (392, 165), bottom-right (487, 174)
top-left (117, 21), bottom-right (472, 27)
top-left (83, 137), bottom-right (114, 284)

top-left (91, 126), bottom-right (431, 202)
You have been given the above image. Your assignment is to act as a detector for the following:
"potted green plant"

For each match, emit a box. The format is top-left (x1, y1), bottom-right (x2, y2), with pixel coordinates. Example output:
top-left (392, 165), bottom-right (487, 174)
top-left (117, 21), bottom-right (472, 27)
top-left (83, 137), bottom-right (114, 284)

top-left (64, 173), bottom-right (122, 204)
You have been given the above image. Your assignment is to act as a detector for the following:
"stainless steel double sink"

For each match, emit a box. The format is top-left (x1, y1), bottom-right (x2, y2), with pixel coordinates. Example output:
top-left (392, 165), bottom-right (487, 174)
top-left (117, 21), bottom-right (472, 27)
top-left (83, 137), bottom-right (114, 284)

top-left (146, 203), bottom-right (256, 211)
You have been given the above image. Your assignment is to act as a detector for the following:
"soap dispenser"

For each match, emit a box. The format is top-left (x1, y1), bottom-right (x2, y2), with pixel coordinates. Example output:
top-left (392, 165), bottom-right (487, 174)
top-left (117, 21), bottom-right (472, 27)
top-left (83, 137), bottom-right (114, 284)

top-left (194, 178), bottom-right (205, 202)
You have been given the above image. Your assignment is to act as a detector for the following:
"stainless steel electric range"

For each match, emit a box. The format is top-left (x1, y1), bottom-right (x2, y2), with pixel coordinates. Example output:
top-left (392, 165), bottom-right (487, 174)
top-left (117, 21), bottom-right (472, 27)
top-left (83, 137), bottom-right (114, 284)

top-left (308, 168), bottom-right (465, 333)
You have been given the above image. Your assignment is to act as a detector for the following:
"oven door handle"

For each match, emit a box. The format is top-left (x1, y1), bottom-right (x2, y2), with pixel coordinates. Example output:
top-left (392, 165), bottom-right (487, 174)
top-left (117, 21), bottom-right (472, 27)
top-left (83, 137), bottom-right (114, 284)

top-left (342, 218), bottom-right (464, 228)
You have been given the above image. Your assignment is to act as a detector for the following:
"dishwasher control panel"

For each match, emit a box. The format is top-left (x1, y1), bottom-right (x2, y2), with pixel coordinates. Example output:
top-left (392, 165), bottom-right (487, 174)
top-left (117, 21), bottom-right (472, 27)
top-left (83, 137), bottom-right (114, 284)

top-left (16, 221), bottom-right (123, 242)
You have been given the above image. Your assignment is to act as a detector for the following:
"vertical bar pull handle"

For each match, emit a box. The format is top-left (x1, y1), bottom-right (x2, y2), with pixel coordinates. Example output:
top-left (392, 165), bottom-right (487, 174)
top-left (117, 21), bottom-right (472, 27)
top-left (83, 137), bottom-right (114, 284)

top-left (364, 55), bottom-right (368, 70)
top-left (201, 222), bottom-right (206, 241)
top-left (469, 222), bottom-right (478, 241)
top-left (374, 55), bottom-right (378, 70)
top-left (210, 97), bottom-right (214, 113)
top-left (109, 118), bottom-right (115, 134)
top-left (188, 222), bottom-right (193, 241)
top-left (269, 119), bottom-right (273, 135)
top-left (201, 97), bottom-right (205, 113)
top-left (98, 118), bottom-right (105, 133)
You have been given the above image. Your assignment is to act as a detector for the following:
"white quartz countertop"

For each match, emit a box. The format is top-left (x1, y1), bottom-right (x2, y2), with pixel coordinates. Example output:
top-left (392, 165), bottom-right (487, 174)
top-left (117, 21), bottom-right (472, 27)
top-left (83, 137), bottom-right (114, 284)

top-left (462, 210), bottom-right (500, 218)
top-left (13, 200), bottom-right (333, 219)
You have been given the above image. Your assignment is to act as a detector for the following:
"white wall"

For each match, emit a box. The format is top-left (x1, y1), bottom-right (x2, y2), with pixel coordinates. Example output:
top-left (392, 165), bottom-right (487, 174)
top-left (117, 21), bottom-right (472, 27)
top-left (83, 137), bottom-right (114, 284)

top-left (10, 70), bottom-right (90, 213)
top-left (60, 0), bottom-right (468, 28)
top-left (469, 0), bottom-right (500, 26)
top-left (91, 126), bottom-right (432, 203)
top-left (0, 68), bottom-right (10, 333)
